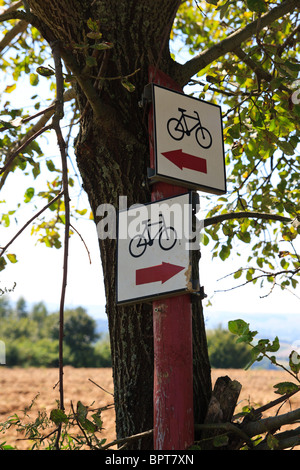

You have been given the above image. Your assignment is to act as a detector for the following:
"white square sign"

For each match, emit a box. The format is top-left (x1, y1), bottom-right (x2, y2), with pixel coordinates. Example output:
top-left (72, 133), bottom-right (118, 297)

top-left (116, 193), bottom-right (199, 305)
top-left (150, 84), bottom-right (226, 194)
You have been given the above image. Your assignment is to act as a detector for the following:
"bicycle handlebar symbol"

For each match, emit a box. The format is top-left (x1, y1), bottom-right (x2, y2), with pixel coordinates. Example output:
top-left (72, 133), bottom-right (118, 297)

top-left (167, 108), bottom-right (212, 149)
top-left (129, 214), bottom-right (177, 258)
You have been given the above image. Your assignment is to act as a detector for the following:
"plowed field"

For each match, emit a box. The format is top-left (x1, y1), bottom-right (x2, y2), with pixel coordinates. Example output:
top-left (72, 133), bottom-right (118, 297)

top-left (1, 367), bottom-right (299, 450)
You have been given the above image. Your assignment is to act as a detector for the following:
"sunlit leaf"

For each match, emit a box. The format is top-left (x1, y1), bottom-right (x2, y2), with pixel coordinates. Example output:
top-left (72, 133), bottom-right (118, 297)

top-left (121, 78), bottom-right (135, 92)
top-left (87, 18), bottom-right (100, 32)
top-left (36, 66), bottom-right (55, 77)
top-left (30, 73), bottom-right (39, 86)
top-left (87, 31), bottom-right (102, 40)
top-left (6, 253), bottom-right (17, 264)
top-left (24, 187), bottom-right (35, 203)
top-left (4, 84), bottom-right (16, 93)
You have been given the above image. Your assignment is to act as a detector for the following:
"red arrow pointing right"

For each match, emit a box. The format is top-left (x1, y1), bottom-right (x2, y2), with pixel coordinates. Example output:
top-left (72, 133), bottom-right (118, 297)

top-left (136, 262), bottom-right (185, 285)
top-left (162, 149), bottom-right (207, 174)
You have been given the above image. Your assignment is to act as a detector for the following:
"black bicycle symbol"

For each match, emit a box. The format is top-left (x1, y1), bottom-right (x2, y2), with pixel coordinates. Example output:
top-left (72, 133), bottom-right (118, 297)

top-left (129, 213), bottom-right (177, 258)
top-left (167, 107), bottom-right (212, 149)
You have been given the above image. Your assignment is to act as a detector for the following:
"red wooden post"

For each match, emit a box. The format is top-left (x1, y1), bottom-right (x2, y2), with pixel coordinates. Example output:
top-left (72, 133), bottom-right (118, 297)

top-left (148, 67), bottom-right (194, 450)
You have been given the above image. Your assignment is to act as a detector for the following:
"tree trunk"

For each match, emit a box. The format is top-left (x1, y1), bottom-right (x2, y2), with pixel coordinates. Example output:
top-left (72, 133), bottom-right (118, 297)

top-left (27, 0), bottom-right (212, 448)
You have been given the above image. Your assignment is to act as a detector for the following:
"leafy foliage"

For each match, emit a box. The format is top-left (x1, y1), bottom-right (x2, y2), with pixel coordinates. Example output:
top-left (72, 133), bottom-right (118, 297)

top-left (174, 1), bottom-right (300, 296)
top-left (0, 394), bottom-right (113, 450)
top-left (207, 324), bottom-right (252, 368)
top-left (0, 297), bottom-right (111, 367)
top-left (0, 2), bottom-right (298, 311)
top-left (228, 318), bottom-right (300, 391)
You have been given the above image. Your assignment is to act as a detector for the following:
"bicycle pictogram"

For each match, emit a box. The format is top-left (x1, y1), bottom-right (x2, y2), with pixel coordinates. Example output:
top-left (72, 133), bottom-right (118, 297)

top-left (129, 213), bottom-right (177, 258)
top-left (167, 108), bottom-right (212, 149)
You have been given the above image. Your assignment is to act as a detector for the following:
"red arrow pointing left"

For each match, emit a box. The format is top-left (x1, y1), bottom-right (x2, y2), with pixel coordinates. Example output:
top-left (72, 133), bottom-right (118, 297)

top-left (162, 149), bottom-right (207, 174)
top-left (136, 262), bottom-right (185, 285)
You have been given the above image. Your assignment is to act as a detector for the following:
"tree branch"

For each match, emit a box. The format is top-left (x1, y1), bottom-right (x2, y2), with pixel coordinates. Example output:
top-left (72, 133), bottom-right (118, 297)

top-left (194, 421), bottom-right (253, 448)
top-left (0, 6), bottom-right (138, 149)
top-left (254, 426), bottom-right (300, 450)
top-left (0, 124), bottom-right (52, 176)
top-left (241, 407), bottom-right (300, 440)
top-left (50, 39), bottom-right (70, 449)
top-left (0, 19), bottom-right (28, 53)
top-left (215, 266), bottom-right (300, 295)
top-left (0, 1), bottom-right (23, 15)
top-left (0, 8), bottom-right (55, 42)
top-left (233, 46), bottom-right (290, 93)
top-left (0, 87), bottom-right (75, 190)
top-left (0, 191), bottom-right (63, 258)
top-left (177, 0), bottom-right (300, 85)
top-left (101, 429), bottom-right (153, 450)
top-left (203, 211), bottom-right (291, 228)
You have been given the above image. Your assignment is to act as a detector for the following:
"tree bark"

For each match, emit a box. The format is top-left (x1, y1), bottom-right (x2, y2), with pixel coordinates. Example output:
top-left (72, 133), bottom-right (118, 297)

top-left (26, 0), bottom-right (212, 448)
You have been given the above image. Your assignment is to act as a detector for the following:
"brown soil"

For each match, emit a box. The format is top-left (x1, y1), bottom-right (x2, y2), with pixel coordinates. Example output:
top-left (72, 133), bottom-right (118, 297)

top-left (0, 367), bottom-right (299, 449)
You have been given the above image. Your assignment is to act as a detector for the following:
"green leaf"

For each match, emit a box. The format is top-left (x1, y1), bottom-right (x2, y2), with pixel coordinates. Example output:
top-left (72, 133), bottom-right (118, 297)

top-left (0, 443), bottom-right (15, 450)
top-left (283, 60), bottom-right (300, 72)
top-left (277, 140), bottom-right (295, 156)
top-left (267, 336), bottom-right (280, 353)
top-left (228, 319), bottom-right (249, 336)
top-left (121, 78), bottom-right (135, 93)
top-left (0, 257), bottom-right (7, 272)
top-left (76, 401), bottom-right (97, 433)
top-left (4, 84), bottom-right (16, 93)
top-left (76, 401), bottom-right (88, 423)
top-left (87, 18), bottom-right (100, 32)
top-left (273, 382), bottom-right (299, 395)
top-left (92, 42), bottom-right (114, 50)
top-left (36, 66), bottom-right (55, 77)
top-left (29, 73), bottom-right (39, 86)
top-left (228, 319), bottom-right (258, 344)
top-left (219, 244), bottom-right (230, 260)
top-left (247, 0), bottom-right (267, 13)
top-left (87, 31), bottom-right (102, 40)
top-left (73, 43), bottom-right (89, 50)
top-left (6, 253), bottom-right (17, 264)
top-left (75, 208), bottom-right (88, 216)
top-left (289, 351), bottom-right (300, 375)
top-left (233, 269), bottom-right (243, 279)
top-left (50, 409), bottom-right (69, 425)
top-left (82, 418), bottom-right (97, 433)
top-left (267, 434), bottom-right (279, 450)
top-left (32, 161), bottom-right (41, 179)
top-left (92, 412), bottom-right (103, 429)
top-left (24, 187), bottom-right (35, 203)
top-left (46, 159), bottom-right (56, 172)
top-left (238, 231), bottom-right (251, 243)
top-left (2, 214), bottom-right (10, 227)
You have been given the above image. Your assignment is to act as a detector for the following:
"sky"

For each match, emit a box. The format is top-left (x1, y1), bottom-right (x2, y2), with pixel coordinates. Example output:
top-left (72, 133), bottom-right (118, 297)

top-left (1, 27), bottom-right (299, 323)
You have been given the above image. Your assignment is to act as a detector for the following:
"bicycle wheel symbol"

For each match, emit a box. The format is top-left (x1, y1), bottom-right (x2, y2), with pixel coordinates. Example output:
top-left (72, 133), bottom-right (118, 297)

top-left (167, 108), bottom-right (212, 149)
top-left (129, 226), bottom-right (177, 258)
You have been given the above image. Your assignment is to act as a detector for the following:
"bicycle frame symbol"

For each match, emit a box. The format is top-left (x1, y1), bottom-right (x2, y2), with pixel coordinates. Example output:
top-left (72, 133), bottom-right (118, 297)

top-left (167, 108), bottom-right (212, 149)
top-left (129, 213), bottom-right (177, 258)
